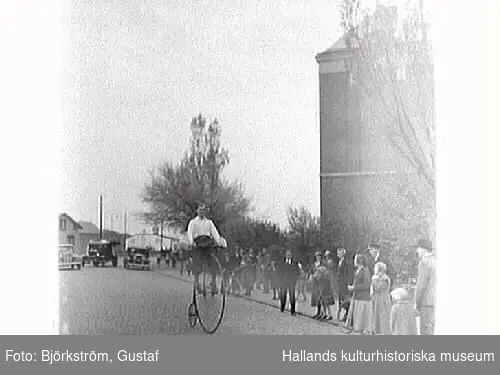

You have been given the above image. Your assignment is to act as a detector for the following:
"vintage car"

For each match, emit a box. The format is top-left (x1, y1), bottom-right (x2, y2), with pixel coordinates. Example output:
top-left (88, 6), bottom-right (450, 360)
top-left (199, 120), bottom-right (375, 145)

top-left (58, 244), bottom-right (83, 270)
top-left (123, 247), bottom-right (152, 270)
top-left (86, 240), bottom-right (118, 267)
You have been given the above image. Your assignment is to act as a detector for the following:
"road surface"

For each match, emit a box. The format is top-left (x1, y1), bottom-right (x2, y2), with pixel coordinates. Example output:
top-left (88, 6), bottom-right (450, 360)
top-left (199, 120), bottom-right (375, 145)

top-left (59, 267), bottom-right (345, 335)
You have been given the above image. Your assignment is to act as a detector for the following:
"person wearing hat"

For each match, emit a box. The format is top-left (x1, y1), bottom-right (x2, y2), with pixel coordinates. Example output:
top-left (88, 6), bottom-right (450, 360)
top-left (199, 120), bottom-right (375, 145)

top-left (367, 243), bottom-right (396, 289)
top-left (187, 203), bottom-right (226, 294)
top-left (415, 239), bottom-right (436, 335)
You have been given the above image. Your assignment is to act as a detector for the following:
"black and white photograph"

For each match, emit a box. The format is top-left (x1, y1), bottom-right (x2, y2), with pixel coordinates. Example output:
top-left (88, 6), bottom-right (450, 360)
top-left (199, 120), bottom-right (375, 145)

top-left (2, 5), bottom-right (500, 375)
top-left (55, 0), bottom-right (439, 336)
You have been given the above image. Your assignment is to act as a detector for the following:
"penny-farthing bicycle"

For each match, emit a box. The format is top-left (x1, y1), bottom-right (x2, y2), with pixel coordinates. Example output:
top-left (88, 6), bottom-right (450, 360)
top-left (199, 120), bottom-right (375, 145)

top-left (187, 237), bottom-right (227, 334)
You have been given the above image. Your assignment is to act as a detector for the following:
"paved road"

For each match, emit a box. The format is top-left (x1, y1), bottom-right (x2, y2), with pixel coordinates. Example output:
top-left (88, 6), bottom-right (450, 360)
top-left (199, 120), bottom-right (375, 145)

top-left (59, 267), bottom-right (345, 335)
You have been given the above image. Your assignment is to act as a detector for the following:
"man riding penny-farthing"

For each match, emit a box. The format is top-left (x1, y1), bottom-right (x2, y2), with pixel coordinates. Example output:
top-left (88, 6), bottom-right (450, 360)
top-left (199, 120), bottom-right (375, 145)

top-left (186, 204), bottom-right (227, 334)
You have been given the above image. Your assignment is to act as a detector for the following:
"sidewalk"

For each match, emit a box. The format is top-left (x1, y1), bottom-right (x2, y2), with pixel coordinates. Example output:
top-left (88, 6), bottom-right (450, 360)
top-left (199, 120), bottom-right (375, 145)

top-left (153, 262), bottom-right (353, 331)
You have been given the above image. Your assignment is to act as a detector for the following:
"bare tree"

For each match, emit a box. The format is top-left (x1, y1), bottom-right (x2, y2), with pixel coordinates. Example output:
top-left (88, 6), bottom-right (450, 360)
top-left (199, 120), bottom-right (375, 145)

top-left (224, 217), bottom-right (286, 251)
top-left (287, 206), bottom-right (322, 260)
top-left (339, 0), bottom-right (435, 241)
top-left (141, 114), bottom-right (251, 231)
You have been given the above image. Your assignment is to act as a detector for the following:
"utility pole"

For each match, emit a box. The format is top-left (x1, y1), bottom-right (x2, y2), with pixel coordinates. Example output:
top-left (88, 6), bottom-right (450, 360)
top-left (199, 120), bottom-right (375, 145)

top-left (160, 219), bottom-right (164, 252)
top-left (99, 195), bottom-right (103, 240)
top-left (123, 209), bottom-right (128, 252)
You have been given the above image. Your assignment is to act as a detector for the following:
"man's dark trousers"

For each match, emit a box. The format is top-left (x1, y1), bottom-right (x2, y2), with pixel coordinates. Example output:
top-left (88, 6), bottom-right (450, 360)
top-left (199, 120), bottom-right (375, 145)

top-left (278, 256), bottom-right (300, 315)
top-left (280, 281), bottom-right (297, 314)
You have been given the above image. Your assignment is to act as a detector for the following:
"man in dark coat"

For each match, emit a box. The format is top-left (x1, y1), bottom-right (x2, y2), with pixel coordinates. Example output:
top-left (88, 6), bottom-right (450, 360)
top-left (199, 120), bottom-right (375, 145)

top-left (367, 243), bottom-right (396, 289)
top-left (336, 248), bottom-right (354, 302)
top-left (277, 249), bottom-right (301, 316)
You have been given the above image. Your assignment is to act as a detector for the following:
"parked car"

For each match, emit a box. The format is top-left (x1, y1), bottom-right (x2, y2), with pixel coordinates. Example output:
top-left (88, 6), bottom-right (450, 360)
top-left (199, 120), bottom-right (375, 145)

top-left (123, 247), bottom-right (152, 270)
top-left (59, 244), bottom-right (83, 270)
top-left (85, 240), bottom-right (118, 267)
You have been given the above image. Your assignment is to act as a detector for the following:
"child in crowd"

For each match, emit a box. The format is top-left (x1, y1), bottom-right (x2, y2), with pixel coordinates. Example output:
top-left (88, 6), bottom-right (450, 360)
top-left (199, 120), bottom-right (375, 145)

top-left (390, 287), bottom-right (418, 335)
top-left (371, 262), bottom-right (392, 335)
top-left (314, 263), bottom-right (334, 320)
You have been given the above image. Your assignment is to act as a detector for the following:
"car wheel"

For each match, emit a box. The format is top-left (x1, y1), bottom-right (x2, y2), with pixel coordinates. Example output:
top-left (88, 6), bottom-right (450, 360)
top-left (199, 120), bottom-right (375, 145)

top-left (77, 264), bottom-right (81, 270)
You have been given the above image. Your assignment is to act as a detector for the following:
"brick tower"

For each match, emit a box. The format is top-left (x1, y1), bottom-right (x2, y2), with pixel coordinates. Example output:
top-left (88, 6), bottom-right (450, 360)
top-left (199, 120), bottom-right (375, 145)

top-left (316, 35), bottom-right (402, 249)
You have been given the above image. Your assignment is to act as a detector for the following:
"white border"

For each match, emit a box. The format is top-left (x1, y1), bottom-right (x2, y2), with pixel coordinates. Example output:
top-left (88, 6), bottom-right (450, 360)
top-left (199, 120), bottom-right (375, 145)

top-left (433, 0), bottom-right (499, 334)
top-left (0, 0), bottom-right (498, 335)
top-left (0, 1), bottom-right (60, 334)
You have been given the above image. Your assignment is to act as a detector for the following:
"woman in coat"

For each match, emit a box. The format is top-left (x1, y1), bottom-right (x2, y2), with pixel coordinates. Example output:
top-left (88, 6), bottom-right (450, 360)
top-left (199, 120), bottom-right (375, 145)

top-left (320, 250), bottom-right (336, 320)
top-left (348, 254), bottom-right (373, 334)
top-left (310, 251), bottom-right (324, 318)
top-left (371, 262), bottom-right (392, 335)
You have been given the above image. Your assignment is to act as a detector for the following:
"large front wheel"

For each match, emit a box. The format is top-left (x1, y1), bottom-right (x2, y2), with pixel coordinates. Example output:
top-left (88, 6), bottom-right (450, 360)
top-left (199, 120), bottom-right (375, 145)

top-left (192, 253), bottom-right (226, 334)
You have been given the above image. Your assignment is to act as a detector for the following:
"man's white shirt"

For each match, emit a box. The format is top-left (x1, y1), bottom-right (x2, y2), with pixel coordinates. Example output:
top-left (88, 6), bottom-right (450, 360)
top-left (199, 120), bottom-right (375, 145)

top-left (187, 216), bottom-right (223, 247)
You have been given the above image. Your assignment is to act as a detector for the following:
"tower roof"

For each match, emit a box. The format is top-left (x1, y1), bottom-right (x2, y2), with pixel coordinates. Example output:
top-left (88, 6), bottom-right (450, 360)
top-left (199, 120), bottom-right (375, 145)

top-left (315, 33), bottom-right (358, 63)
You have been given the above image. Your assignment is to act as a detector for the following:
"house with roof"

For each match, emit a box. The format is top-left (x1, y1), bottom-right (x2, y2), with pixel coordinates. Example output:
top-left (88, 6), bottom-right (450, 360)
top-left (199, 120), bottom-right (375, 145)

top-left (77, 221), bottom-right (101, 256)
top-left (59, 213), bottom-right (83, 249)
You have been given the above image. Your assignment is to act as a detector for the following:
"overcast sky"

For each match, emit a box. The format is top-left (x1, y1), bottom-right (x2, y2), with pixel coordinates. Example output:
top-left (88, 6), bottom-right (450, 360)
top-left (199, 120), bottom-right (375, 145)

top-left (60, 0), bottom-right (346, 234)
